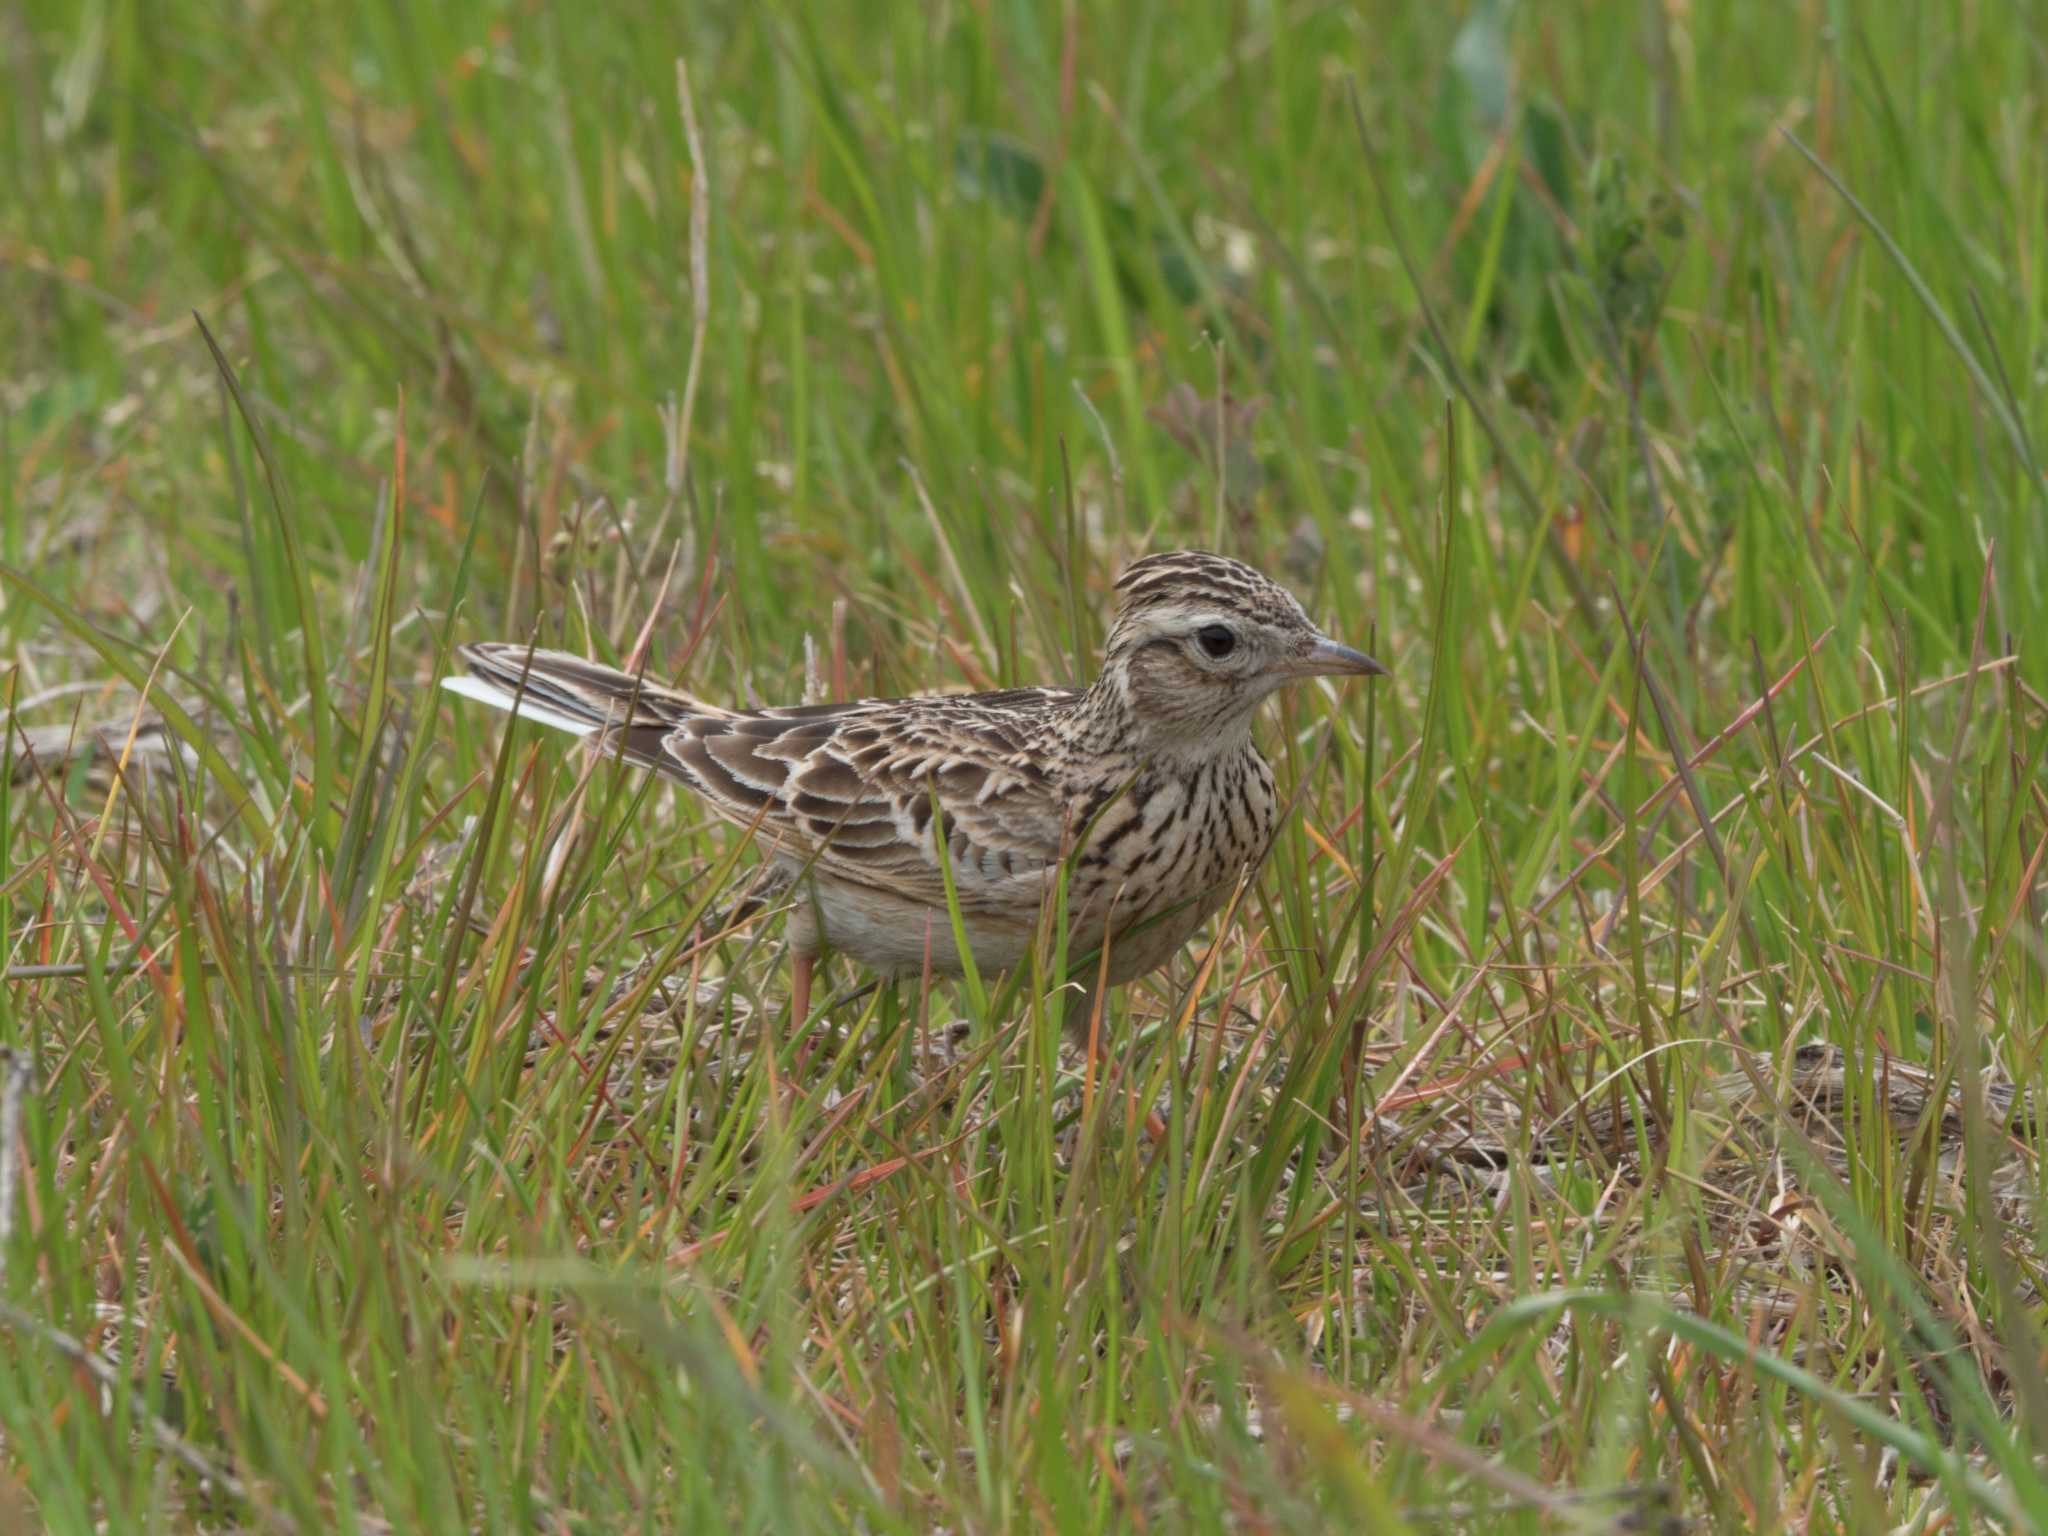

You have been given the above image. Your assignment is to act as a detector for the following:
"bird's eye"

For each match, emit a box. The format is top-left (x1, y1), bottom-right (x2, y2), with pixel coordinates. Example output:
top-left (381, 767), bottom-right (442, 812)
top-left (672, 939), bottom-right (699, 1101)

top-left (1196, 624), bottom-right (1238, 659)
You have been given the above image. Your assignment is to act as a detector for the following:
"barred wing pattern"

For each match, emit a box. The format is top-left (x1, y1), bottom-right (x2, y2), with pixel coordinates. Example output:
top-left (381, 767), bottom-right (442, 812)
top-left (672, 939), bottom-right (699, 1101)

top-left (453, 644), bottom-right (1085, 916)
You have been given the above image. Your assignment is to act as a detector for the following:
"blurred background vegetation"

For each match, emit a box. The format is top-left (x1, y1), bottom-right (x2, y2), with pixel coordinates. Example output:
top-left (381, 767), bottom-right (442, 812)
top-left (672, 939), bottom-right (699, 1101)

top-left (3, 1), bottom-right (2046, 1530)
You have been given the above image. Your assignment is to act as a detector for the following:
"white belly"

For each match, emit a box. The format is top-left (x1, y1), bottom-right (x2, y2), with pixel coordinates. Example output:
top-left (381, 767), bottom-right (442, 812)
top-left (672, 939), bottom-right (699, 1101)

top-left (781, 861), bottom-right (1223, 988)
top-left (783, 866), bottom-right (1039, 978)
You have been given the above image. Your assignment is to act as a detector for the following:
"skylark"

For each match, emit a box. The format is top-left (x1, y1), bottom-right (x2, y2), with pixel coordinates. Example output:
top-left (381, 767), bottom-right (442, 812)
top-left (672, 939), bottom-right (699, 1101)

top-left (443, 551), bottom-right (1385, 1031)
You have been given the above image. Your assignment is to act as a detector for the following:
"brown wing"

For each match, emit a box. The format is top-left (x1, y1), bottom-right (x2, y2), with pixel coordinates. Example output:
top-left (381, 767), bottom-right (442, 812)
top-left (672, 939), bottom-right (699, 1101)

top-left (452, 643), bottom-right (1087, 911)
top-left (660, 691), bottom-right (1084, 913)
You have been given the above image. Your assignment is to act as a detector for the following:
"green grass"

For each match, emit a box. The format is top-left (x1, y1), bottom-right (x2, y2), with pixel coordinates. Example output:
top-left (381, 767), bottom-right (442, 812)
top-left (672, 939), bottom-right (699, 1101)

top-left (3, 1), bottom-right (2047, 1529)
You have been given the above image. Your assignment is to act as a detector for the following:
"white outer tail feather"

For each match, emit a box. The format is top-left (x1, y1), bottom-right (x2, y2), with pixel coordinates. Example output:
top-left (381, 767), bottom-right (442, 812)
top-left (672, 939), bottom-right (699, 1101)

top-left (439, 674), bottom-right (602, 737)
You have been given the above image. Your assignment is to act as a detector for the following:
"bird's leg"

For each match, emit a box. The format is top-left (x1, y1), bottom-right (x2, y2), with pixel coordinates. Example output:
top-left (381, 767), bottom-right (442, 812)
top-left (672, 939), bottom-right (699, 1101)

top-left (1066, 984), bottom-right (1162, 1146)
top-left (1061, 983), bottom-right (1102, 1053)
top-left (1068, 983), bottom-right (1124, 1131)
top-left (778, 952), bottom-right (817, 1084)
top-left (790, 952), bottom-right (814, 1038)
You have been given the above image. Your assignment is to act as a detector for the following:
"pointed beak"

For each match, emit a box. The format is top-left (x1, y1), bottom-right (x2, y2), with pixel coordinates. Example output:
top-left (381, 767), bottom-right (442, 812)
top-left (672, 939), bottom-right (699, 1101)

top-left (1294, 634), bottom-right (1389, 679)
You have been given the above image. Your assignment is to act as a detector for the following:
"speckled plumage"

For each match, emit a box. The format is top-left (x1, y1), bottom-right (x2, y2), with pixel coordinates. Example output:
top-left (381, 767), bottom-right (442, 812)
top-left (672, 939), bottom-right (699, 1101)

top-left (444, 551), bottom-right (1385, 1014)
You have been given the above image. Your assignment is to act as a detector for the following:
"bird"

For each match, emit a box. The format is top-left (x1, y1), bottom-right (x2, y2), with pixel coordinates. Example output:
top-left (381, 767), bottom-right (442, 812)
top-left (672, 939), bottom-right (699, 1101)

top-left (441, 551), bottom-right (1386, 1038)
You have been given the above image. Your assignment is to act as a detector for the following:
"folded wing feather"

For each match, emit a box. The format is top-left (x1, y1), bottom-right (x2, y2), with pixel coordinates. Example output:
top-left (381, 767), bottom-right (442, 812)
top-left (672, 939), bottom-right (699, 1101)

top-left (443, 643), bottom-right (1081, 913)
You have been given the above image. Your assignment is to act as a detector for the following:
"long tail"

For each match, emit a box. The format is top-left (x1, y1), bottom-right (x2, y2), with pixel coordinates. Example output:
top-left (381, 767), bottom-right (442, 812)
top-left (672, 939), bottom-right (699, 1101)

top-left (441, 643), bottom-right (695, 769)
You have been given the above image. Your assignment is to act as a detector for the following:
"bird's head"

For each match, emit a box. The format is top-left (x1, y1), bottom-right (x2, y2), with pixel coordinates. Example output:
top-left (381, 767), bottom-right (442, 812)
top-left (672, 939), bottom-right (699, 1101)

top-left (1095, 551), bottom-right (1386, 756)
